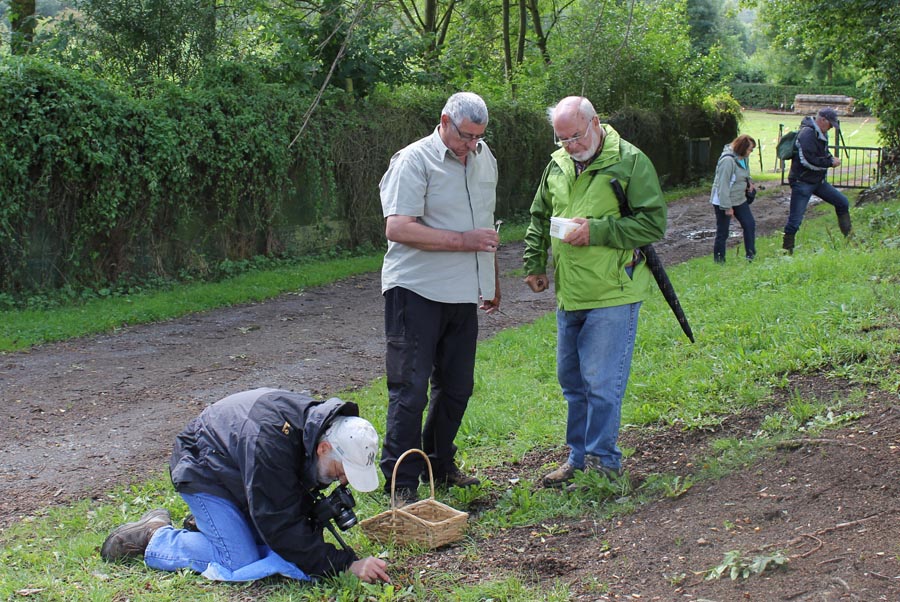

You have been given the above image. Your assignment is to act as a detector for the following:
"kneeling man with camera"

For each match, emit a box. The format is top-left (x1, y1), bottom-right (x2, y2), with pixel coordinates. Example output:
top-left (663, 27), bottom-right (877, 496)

top-left (101, 388), bottom-right (390, 584)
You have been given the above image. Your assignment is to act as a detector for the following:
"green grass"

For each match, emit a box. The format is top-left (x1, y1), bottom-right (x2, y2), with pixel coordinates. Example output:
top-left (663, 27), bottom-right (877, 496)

top-left (739, 109), bottom-right (882, 182)
top-left (2, 193), bottom-right (899, 600)
top-left (0, 254), bottom-right (383, 352)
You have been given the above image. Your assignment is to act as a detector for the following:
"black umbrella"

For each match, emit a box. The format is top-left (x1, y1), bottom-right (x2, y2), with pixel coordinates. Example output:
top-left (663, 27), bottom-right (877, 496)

top-left (610, 178), bottom-right (695, 343)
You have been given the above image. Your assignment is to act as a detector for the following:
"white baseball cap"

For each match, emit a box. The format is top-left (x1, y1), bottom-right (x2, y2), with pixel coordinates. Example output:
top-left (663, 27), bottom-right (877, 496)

top-left (324, 415), bottom-right (380, 492)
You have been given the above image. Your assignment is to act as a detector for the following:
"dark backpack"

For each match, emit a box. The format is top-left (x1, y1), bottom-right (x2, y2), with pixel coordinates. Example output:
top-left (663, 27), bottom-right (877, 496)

top-left (776, 130), bottom-right (798, 160)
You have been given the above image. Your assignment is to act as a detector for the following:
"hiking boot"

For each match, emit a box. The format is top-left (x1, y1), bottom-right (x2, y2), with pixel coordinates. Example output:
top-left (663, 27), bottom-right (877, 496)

top-left (584, 455), bottom-right (623, 479)
top-left (541, 462), bottom-right (576, 488)
top-left (391, 487), bottom-right (419, 508)
top-left (438, 467), bottom-right (481, 488)
top-left (183, 514), bottom-right (199, 532)
top-left (100, 509), bottom-right (172, 561)
top-left (782, 232), bottom-right (795, 254)
top-left (838, 212), bottom-right (852, 237)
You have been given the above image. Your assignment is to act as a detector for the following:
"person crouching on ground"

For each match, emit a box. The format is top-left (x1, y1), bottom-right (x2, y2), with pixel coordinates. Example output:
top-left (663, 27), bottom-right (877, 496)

top-left (100, 388), bottom-right (390, 584)
top-left (710, 134), bottom-right (757, 264)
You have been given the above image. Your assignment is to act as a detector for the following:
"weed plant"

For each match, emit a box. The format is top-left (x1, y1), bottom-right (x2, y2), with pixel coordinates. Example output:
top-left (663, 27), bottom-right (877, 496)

top-left (1, 197), bottom-right (899, 600)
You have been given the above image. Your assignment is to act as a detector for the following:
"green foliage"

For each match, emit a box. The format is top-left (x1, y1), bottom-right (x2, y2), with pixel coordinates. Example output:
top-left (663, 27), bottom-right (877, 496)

top-left (0, 56), bottom-right (343, 293)
top-left (545, 0), bottom-right (713, 112)
top-left (706, 549), bottom-right (788, 580)
top-left (72, 0), bottom-right (222, 83)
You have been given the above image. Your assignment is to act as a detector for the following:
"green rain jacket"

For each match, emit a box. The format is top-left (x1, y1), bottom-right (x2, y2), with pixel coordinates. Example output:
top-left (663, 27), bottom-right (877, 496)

top-left (523, 125), bottom-right (667, 311)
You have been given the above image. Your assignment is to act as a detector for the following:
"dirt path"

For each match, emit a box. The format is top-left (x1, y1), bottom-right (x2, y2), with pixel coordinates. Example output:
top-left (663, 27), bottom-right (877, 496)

top-left (4, 187), bottom-right (897, 600)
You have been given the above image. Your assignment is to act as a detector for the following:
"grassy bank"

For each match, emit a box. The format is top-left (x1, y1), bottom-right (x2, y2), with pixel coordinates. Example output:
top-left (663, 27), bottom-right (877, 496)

top-left (1, 196), bottom-right (898, 600)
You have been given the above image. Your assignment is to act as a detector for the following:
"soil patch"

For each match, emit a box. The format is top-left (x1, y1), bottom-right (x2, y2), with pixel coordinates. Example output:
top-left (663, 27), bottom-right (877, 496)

top-left (3, 186), bottom-right (897, 599)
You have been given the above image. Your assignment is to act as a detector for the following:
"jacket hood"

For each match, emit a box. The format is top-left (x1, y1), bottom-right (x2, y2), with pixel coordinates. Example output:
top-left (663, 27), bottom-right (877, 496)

top-left (800, 115), bottom-right (827, 141)
top-left (719, 144), bottom-right (738, 158)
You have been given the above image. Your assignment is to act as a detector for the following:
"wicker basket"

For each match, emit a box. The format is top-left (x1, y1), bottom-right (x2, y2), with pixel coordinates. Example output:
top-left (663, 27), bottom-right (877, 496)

top-left (360, 449), bottom-right (468, 549)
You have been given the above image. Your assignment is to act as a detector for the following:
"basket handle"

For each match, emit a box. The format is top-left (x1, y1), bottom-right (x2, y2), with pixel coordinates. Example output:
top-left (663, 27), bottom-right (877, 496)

top-left (390, 448), bottom-right (435, 508)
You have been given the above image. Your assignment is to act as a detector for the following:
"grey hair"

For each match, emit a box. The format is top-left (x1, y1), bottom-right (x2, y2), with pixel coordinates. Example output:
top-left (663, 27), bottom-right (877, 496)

top-left (547, 96), bottom-right (597, 124)
top-left (442, 92), bottom-right (489, 125)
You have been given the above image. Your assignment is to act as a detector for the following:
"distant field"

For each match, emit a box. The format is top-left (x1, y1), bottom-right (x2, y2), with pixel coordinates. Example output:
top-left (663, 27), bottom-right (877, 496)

top-left (738, 109), bottom-right (882, 180)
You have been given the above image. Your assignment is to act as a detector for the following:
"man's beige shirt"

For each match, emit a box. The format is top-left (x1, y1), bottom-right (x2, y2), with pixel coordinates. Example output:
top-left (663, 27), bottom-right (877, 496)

top-left (380, 126), bottom-right (498, 304)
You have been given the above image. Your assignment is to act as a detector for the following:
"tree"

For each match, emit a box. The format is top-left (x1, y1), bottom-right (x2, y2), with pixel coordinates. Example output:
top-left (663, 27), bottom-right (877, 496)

top-left (752, 0), bottom-right (900, 146)
top-left (73, 0), bottom-right (223, 82)
top-left (394, 0), bottom-right (457, 68)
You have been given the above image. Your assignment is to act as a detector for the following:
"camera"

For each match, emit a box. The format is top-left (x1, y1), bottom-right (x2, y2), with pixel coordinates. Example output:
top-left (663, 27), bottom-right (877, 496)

top-left (312, 484), bottom-right (358, 531)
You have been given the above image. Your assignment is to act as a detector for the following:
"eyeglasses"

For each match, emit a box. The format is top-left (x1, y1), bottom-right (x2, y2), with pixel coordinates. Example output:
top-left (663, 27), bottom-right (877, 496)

top-left (450, 119), bottom-right (486, 143)
top-left (554, 127), bottom-right (591, 148)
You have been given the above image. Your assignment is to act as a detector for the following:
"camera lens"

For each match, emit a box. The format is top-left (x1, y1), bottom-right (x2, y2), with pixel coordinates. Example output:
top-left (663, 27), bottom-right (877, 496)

top-left (334, 508), bottom-right (358, 531)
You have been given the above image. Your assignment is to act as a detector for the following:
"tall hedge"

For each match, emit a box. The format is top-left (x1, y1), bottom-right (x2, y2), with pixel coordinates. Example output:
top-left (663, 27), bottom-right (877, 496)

top-left (730, 82), bottom-right (868, 113)
top-left (0, 57), bottom-right (736, 294)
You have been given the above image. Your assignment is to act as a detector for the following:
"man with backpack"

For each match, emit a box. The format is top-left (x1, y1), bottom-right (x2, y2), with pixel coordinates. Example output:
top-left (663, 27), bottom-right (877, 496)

top-left (782, 107), bottom-right (852, 254)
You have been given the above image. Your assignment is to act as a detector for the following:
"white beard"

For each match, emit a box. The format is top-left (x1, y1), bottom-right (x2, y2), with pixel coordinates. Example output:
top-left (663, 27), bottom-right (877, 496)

top-left (569, 129), bottom-right (599, 162)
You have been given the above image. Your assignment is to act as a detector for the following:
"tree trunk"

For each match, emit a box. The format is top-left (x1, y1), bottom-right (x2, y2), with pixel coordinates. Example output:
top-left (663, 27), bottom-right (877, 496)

top-left (502, 0), bottom-right (513, 81)
top-left (525, 0), bottom-right (552, 64)
top-left (10, 0), bottom-right (36, 55)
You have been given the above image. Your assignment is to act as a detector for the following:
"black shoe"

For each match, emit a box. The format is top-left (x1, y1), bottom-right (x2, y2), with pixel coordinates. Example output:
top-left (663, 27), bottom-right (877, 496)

top-left (782, 232), bottom-right (795, 254)
top-left (101, 509), bottom-right (172, 561)
top-left (183, 514), bottom-right (199, 532)
top-left (391, 487), bottom-right (419, 508)
top-left (438, 467), bottom-right (481, 488)
top-left (838, 212), bottom-right (852, 237)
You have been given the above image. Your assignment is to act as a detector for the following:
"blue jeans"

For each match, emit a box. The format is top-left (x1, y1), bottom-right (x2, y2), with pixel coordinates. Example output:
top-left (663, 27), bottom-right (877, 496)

top-left (556, 302), bottom-right (641, 471)
top-left (785, 179), bottom-right (849, 234)
top-left (713, 202), bottom-right (756, 261)
top-left (144, 492), bottom-right (309, 582)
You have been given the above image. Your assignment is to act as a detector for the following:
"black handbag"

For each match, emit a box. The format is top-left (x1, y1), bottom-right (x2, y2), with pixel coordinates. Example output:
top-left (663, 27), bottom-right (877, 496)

top-left (745, 187), bottom-right (757, 205)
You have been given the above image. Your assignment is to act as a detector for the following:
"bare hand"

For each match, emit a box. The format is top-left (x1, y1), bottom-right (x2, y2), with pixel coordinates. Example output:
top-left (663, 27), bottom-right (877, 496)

top-left (480, 294), bottom-right (502, 315)
top-left (349, 556), bottom-right (391, 584)
top-left (524, 274), bottom-right (549, 293)
top-left (832, 157), bottom-right (842, 167)
top-left (462, 228), bottom-right (500, 253)
top-left (562, 217), bottom-right (590, 246)
top-left (725, 208), bottom-right (734, 217)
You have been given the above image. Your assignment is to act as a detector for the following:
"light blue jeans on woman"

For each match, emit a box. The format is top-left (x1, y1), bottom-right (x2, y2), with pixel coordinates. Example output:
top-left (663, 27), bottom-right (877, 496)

top-left (144, 492), bottom-right (309, 582)
top-left (557, 301), bottom-right (641, 472)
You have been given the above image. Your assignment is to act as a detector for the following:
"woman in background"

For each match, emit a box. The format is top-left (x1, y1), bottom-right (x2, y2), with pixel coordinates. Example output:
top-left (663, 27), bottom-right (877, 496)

top-left (710, 134), bottom-right (757, 264)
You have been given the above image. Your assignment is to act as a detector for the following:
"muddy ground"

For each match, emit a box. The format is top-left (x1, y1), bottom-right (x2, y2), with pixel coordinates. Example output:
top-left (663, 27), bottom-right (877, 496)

top-left (2, 186), bottom-right (898, 600)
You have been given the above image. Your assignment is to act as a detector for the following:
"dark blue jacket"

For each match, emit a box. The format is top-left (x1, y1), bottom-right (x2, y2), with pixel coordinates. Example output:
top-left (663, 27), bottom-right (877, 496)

top-left (170, 388), bottom-right (359, 577)
top-left (789, 116), bottom-right (836, 185)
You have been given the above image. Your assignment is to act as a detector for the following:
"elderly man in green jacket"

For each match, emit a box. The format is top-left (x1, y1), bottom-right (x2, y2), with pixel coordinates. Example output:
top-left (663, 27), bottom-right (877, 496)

top-left (523, 96), bottom-right (667, 489)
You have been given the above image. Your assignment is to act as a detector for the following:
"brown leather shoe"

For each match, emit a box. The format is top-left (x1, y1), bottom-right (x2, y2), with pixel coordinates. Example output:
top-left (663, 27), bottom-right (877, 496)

top-left (541, 462), bottom-right (576, 487)
top-left (566, 456), bottom-right (624, 492)
top-left (439, 467), bottom-right (481, 488)
top-left (392, 487), bottom-right (419, 508)
top-left (100, 509), bottom-right (172, 561)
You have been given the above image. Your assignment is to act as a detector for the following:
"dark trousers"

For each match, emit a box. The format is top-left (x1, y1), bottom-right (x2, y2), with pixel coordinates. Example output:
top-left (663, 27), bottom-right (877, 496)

top-left (713, 202), bottom-right (756, 262)
top-left (381, 287), bottom-right (477, 490)
top-left (785, 179), bottom-right (849, 234)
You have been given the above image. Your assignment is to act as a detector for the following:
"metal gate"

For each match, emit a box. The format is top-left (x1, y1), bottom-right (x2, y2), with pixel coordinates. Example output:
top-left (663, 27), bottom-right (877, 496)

top-left (779, 136), bottom-right (883, 189)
